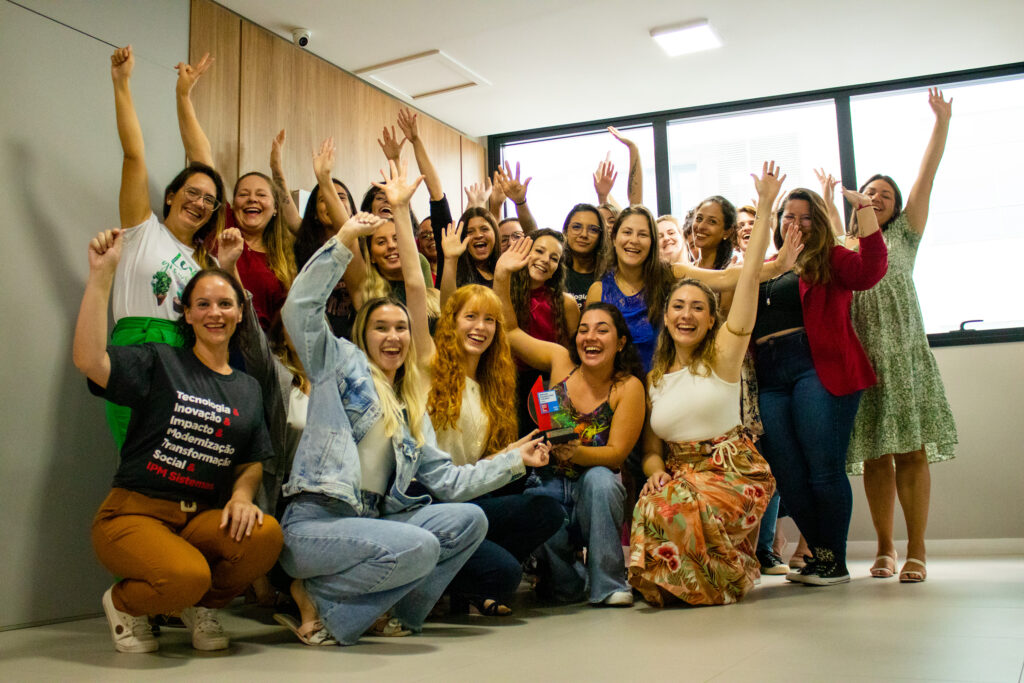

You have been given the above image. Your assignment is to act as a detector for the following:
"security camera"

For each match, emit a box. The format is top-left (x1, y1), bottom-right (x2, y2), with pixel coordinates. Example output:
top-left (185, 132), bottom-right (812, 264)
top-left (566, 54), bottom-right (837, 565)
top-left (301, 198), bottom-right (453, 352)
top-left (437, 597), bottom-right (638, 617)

top-left (292, 28), bottom-right (311, 48)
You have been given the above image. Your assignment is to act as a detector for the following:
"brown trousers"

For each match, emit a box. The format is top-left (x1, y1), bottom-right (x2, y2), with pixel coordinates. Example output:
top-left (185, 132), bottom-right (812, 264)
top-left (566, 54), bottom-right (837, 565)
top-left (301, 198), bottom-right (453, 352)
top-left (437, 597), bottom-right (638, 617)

top-left (91, 488), bottom-right (283, 616)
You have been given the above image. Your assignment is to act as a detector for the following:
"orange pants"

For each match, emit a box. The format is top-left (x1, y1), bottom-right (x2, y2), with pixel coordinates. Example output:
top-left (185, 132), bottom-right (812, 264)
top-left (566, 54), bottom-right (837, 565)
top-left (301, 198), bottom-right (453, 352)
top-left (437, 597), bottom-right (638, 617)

top-left (91, 488), bottom-right (283, 616)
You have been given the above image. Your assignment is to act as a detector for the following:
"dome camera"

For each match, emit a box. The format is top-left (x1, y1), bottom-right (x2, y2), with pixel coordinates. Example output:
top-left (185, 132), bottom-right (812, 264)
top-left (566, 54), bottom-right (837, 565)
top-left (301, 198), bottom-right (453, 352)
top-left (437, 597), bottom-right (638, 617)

top-left (292, 28), bottom-right (311, 48)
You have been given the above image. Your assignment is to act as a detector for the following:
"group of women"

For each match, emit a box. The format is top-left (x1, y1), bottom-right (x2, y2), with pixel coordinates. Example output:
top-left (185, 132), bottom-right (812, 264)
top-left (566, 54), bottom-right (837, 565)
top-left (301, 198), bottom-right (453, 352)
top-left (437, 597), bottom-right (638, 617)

top-left (74, 46), bottom-right (957, 652)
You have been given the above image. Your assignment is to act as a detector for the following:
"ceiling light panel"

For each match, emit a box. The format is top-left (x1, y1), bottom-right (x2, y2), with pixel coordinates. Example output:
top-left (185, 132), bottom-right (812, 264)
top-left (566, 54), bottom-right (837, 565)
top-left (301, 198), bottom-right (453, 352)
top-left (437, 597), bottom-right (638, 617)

top-left (355, 50), bottom-right (490, 100)
top-left (650, 19), bottom-right (722, 57)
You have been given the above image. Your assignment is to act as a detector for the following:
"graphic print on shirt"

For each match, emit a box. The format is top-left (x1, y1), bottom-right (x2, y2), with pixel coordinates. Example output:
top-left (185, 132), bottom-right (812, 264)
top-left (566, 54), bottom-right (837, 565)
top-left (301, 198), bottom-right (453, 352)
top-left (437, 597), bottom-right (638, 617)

top-left (144, 390), bottom-right (239, 493)
top-left (151, 252), bottom-right (198, 313)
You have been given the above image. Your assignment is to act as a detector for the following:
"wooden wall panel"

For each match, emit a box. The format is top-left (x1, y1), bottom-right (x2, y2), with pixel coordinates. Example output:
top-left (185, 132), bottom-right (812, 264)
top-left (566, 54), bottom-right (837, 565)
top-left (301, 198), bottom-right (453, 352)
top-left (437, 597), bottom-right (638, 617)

top-left (461, 136), bottom-right (488, 215)
top-left (188, 0), bottom-right (239, 187)
top-left (192, 0), bottom-right (481, 220)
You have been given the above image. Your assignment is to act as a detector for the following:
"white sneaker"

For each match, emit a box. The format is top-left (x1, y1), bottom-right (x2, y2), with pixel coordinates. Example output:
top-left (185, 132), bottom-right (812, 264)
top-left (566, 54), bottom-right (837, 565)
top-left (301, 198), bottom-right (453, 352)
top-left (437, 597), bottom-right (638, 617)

top-left (602, 590), bottom-right (634, 606)
top-left (102, 587), bottom-right (158, 653)
top-left (181, 606), bottom-right (229, 650)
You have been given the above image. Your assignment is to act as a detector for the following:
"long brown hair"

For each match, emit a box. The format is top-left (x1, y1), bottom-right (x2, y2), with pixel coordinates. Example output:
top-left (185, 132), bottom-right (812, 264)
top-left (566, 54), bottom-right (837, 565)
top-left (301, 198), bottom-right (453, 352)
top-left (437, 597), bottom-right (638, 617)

top-left (510, 229), bottom-right (571, 346)
top-left (233, 172), bottom-right (296, 287)
top-left (783, 188), bottom-right (835, 286)
top-left (428, 286), bottom-right (517, 454)
top-left (648, 279), bottom-right (721, 387)
top-left (604, 205), bottom-right (674, 326)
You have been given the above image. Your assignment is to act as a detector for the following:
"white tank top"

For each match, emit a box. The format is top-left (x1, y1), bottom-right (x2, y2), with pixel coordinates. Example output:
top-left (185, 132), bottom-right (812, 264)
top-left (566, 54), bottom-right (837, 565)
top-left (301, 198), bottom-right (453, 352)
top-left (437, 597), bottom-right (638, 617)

top-left (649, 365), bottom-right (741, 443)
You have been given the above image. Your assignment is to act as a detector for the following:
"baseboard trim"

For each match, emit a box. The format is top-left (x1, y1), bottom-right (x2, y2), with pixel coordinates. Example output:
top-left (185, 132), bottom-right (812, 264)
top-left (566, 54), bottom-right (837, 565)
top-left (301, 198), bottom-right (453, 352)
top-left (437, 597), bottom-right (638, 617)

top-left (779, 538), bottom-right (1024, 559)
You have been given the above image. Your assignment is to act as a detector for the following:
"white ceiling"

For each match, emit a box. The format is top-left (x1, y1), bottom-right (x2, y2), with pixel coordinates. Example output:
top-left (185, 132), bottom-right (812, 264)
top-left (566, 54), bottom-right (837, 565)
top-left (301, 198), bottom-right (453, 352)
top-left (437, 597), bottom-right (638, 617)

top-left (218, 0), bottom-right (1024, 139)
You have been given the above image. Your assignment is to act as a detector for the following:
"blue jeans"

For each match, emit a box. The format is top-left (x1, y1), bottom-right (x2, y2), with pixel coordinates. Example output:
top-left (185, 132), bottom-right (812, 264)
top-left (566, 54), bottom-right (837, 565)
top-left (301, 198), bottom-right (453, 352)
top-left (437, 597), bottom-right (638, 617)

top-left (524, 466), bottom-right (628, 603)
top-left (448, 494), bottom-right (564, 604)
top-left (755, 332), bottom-right (861, 563)
top-left (756, 490), bottom-right (781, 556)
top-left (279, 494), bottom-right (487, 645)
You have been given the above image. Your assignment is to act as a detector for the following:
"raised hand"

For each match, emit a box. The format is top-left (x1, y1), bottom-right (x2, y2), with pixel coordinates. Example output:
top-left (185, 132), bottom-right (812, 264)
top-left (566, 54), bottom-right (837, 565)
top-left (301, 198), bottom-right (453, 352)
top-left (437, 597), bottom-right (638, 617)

top-left (377, 125), bottom-right (406, 162)
top-left (110, 45), bottom-right (134, 81)
top-left (464, 181), bottom-right (489, 209)
top-left (607, 125), bottom-right (637, 149)
top-left (441, 221), bottom-right (469, 259)
top-left (270, 129), bottom-right (287, 176)
top-left (640, 471), bottom-right (671, 497)
top-left (489, 170), bottom-right (507, 206)
top-left (88, 229), bottom-right (123, 274)
top-left (396, 108), bottom-right (420, 143)
top-left (312, 137), bottom-right (336, 180)
top-left (372, 159), bottom-right (425, 208)
top-left (928, 87), bottom-right (952, 123)
top-left (339, 211), bottom-right (387, 240)
top-left (840, 185), bottom-right (874, 210)
top-left (496, 161), bottom-right (531, 204)
top-left (520, 436), bottom-right (551, 468)
top-left (175, 52), bottom-right (213, 97)
top-left (495, 233), bottom-right (532, 274)
top-left (593, 153), bottom-right (618, 201)
top-left (814, 167), bottom-right (838, 206)
top-left (217, 228), bottom-right (245, 271)
top-left (752, 161), bottom-right (786, 202)
top-left (775, 223), bottom-right (805, 271)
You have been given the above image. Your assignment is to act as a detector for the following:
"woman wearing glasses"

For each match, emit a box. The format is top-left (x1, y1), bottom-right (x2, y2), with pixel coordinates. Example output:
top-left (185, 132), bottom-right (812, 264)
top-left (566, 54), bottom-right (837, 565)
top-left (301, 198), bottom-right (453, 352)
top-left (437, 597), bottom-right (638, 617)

top-left (561, 204), bottom-right (610, 310)
top-left (104, 46), bottom-right (227, 448)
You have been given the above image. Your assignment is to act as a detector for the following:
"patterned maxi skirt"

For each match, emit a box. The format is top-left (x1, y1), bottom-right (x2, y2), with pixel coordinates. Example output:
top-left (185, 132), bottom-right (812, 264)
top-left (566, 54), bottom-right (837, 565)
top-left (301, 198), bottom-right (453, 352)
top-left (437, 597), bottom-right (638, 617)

top-left (627, 426), bottom-right (775, 606)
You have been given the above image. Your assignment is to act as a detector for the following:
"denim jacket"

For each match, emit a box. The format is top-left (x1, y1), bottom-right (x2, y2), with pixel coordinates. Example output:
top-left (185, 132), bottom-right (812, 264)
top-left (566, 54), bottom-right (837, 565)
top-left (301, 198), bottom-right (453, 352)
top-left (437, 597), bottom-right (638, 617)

top-left (280, 237), bottom-right (525, 516)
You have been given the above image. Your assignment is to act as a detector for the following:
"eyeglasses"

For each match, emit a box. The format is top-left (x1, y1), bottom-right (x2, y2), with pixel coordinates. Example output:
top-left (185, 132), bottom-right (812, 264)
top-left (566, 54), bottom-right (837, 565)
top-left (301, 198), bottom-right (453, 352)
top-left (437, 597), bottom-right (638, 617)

top-left (182, 186), bottom-right (221, 212)
top-left (500, 232), bottom-right (525, 245)
top-left (417, 231), bottom-right (435, 243)
top-left (568, 223), bottom-right (601, 237)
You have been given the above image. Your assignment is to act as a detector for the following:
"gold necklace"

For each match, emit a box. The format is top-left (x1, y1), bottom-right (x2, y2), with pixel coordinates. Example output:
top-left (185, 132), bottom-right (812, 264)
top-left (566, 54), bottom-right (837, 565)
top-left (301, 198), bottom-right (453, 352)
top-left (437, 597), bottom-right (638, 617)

top-left (614, 272), bottom-right (642, 296)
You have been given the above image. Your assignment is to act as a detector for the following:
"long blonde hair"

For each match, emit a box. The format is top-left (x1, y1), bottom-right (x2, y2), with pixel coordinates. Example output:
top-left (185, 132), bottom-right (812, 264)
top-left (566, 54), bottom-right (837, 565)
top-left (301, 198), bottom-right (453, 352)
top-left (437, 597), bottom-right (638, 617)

top-left (233, 172), bottom-right (296, 288)
top-left (647, 279), bottom-right (721, 388)
top-left (428, 286), bottom-right (517, 454)
top-left (352, 297), bottom-right (428, 446)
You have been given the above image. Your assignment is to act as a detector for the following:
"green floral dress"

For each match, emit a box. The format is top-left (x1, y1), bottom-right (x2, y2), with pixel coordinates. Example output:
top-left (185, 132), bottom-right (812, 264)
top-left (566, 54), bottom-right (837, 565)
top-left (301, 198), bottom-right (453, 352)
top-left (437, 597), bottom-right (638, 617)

top-left (846, 213), bottom-right (957, 474)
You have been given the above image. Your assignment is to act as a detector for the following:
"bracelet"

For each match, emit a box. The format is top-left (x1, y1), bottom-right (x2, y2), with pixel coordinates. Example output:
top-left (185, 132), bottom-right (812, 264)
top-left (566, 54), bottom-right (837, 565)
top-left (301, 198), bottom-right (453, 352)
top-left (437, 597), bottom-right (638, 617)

top-left (857, 203), bottom-right (871, 211)
top-left (725, 321), bottom-right (752, 336)
top-left (514, 199), bottom-right (527, 206)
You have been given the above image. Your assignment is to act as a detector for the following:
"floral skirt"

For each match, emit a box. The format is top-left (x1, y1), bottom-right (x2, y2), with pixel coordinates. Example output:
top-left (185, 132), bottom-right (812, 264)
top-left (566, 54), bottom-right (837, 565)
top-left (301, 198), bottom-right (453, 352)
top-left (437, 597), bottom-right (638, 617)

top-left (627, 427), bottom-right (775, 607)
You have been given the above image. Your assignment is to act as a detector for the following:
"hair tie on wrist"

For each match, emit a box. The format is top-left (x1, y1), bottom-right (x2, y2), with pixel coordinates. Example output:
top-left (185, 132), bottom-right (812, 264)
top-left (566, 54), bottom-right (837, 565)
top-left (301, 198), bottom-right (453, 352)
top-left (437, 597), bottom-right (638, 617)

top-left (725, 321), bottom-right (752, 336)
top-left (857, 203), bottom-right (871, 211)
top-left (514, 199), bottom-right (527, 206)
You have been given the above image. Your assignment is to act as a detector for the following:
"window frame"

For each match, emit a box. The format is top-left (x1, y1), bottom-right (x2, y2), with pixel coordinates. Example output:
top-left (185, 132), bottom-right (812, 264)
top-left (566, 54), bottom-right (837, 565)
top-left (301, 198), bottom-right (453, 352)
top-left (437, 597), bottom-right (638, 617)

top-left (488, 60), bottom-right (1024, 347)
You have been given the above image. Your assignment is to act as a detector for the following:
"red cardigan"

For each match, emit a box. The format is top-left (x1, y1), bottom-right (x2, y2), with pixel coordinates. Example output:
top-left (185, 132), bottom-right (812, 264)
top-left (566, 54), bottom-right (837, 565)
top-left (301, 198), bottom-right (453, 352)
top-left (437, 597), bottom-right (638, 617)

top-left (799, 230), bottom-right (888, 396)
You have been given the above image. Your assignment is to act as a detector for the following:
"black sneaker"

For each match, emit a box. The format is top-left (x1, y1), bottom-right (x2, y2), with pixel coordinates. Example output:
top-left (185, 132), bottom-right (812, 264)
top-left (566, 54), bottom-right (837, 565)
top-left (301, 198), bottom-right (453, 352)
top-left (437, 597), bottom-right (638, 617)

top-left (788, 548), bottom-right (849, 586)
top-left (757, 550), bottom-right (790, 575)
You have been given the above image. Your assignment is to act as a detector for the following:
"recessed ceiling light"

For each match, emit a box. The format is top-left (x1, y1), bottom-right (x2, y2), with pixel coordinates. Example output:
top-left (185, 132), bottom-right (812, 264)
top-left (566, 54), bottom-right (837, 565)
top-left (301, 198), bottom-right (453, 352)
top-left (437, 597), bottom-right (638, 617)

top-left (650, 19), bottom-right (722, 57)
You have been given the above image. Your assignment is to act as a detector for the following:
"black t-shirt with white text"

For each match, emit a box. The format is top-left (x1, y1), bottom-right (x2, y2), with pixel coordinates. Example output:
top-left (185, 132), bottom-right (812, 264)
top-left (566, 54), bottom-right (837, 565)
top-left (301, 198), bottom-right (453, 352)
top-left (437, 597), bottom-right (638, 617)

top-left (90, 344), bottom-right (272, 506)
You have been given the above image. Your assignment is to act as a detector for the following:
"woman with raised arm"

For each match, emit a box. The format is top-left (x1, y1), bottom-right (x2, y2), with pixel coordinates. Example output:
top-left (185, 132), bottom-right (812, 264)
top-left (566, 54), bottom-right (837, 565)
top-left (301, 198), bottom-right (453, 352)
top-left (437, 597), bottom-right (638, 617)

top-left (562, 203), bottom-right (611, 310)
top-left (657, 215), bottom-right (686, 265)
top-left (276, 161), bottom-right (550, 646)
top-left (103, 46), bottom-right (226, 449)
top-left (585, 206), bottom-right (798, 372)
top-left (752, 181), bottom-right (888, 586)
top-left (495, 241), bottom-right (646, 606)
top-left (628, 162), bottom-right (785, 606)
top-left (846, 88), bottom-right (957, 584)
top-left (176, 55), bottom-right (300, 330)
top-left (438, 208), bottom-right (501, 304)
top-left (74, 228), bottom-right (283, 654)
top-left (427, 285), bottom-right (564, 615)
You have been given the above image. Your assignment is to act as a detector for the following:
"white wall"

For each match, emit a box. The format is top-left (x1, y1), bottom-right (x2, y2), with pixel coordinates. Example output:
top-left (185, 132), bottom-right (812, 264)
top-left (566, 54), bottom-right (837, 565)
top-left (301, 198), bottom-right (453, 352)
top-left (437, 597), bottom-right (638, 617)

top-left (0, 0), bottom-right (189, 629)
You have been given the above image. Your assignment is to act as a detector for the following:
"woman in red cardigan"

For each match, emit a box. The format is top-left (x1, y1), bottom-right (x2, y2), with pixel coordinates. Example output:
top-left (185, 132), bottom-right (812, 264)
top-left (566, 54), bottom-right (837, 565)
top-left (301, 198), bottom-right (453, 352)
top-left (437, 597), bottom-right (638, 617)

top-left (752, 186), bottom-right (887, 586)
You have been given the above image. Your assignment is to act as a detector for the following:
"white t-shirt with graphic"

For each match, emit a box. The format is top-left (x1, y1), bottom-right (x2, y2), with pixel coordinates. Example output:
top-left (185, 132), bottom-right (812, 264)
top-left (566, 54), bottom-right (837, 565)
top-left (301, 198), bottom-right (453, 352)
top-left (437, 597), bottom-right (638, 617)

top-left (111, 212), bottom-right (202, 322)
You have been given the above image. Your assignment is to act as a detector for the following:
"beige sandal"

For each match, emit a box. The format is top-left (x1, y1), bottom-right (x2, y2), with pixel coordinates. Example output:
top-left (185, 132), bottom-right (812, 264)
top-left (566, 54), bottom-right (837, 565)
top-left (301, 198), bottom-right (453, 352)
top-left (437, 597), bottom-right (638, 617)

top-left (899, 558), bottom-right (927, 583)
top-left (870, 552), bottom-right (897, 578)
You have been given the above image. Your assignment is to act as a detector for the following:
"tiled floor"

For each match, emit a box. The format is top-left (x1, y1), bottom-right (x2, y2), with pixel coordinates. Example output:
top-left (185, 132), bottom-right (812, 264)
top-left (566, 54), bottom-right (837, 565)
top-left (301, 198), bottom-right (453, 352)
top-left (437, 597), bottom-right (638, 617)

top-left (1, 556), bottom-right (1022, 682)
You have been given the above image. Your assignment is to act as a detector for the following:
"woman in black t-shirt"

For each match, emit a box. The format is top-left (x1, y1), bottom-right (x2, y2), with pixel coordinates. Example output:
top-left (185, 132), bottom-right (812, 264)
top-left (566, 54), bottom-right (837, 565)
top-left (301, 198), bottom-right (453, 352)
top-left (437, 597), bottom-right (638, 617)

top-left (74, 229), bottom-right (283, 654)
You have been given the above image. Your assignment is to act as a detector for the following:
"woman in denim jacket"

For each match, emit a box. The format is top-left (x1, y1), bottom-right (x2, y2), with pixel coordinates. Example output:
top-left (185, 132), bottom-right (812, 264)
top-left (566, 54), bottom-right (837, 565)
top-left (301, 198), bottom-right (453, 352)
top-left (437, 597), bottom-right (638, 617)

top-left (277, 160), bottom-right (550, 646)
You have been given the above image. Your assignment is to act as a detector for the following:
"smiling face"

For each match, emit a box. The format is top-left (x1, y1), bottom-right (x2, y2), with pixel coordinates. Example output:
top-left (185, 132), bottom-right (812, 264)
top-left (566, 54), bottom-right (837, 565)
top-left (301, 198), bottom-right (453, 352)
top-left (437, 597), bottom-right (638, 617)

top-left (416, 218), bottom-right (437, 261)
top-left (782, 198), bottom-right (814, 239)
top-left (232, 174), bottom-right (276, 234)
top-left (364, 304), bottom-right (410, 381)
top-left (613, 214), bottom-right (652, 268)
top-left (736, 210), bottom-right (756, 252)
top-left (166, 172), bottom-right (217, 235)
top-left (526, 234), bottom-right (563, 285)
top-left (370, 188), bottom-right (392, 219)
top-left (316, 182), bottom-right (351, 226)
top-left (658, 219), bottom-right (682, 263)
top-left (576, 308), bottom-right (624, 370)
top-left (454, 299), bottom-right (497, 359)
top-left (498, 219), bottom-right (525, 253)
top-left (692, 201), bottom-right (730, 250)
top-left (183, 274), bottom-right (243, 348)
top-left (368, 221), bottom-right (401, 280)
top-left (465, 216), bottom-right (496, 264)
top-left (864, 178), bottom-right (898, 226)
top-left (565, 210), bottom-right (602, 257)
top-left (664, 283), bottom-right (715, 349)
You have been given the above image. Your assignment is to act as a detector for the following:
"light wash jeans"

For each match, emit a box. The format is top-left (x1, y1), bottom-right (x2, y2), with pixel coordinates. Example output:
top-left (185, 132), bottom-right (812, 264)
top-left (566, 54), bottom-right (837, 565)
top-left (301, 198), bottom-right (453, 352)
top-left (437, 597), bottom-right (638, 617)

top-left (524, 466), bottom-right (629, 603)
top-left (279, 493), bottom-right (487, 645)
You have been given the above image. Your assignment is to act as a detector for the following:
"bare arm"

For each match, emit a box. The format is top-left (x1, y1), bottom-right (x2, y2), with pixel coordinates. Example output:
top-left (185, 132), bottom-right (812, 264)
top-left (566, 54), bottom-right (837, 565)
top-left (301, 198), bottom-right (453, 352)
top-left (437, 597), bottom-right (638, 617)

top-left (396, 108), bottom-right (444, 201)
top-left (313, 137), bottom-right (364, 300)
top-left (73, 230), bottom-right (123, 387)
top-left (487, 172), bottom-right (506, 221)
top-left (174, 53), bottom-right (215, 168)
top-left (560, 377), bottom-right (644, 469)
top-left (584, 279), bottom-right (603, 308)
top-left (814, 167), bottom-right (844, 238)
top-left (609, 126), bottom-right (642, 205)
top-left (438, 221), bottom-right (466, 309)
top-left (270, 130), bottom-right (302, 234)
top-left (905, 88), bottom-right (952, 234)
top-left (638, 407), bottom-right (671, 496)
top-left (111, 46), bottom-right (150, 228)
top-left (593, 153), bottom-right (618, 206)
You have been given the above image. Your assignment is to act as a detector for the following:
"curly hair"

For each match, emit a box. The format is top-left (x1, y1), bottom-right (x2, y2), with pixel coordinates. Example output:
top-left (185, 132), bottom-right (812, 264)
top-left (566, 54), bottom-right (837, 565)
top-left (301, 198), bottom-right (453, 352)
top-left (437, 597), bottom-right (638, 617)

top-left (648, 279), bottom-right (721, 388)
top-left (428, 286), bottom-right (518, 455)
top-left (233, 172), bottom-right (296, 288)
top-left (782, 188), bottom-right (835, 286)
top-left (510, 229), bottom-right (571, 346)
top-left (569, 303), bottom-right (645, 387)
top-left (604, 205), bottom-right (675, 327)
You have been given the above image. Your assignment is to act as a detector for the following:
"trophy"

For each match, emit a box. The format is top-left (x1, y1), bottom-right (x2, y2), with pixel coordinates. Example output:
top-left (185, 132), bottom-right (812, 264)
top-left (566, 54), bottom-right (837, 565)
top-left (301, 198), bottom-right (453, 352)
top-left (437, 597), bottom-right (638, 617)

top-left (527, 376), bottom-right (578, 444)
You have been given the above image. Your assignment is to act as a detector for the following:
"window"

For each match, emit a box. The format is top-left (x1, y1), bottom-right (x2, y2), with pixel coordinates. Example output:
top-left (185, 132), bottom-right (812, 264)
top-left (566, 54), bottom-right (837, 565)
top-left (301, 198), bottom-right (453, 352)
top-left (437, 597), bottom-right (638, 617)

top-left (851, 77), bottom-right (1024, 333)
top-left (500, 126), bottom-right (657, 229)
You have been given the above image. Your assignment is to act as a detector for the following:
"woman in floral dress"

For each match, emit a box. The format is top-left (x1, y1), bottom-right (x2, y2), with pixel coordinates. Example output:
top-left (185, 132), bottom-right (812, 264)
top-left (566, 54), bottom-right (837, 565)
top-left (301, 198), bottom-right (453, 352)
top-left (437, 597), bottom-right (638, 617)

top-left (628, 163), bottom-right (788, 606)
